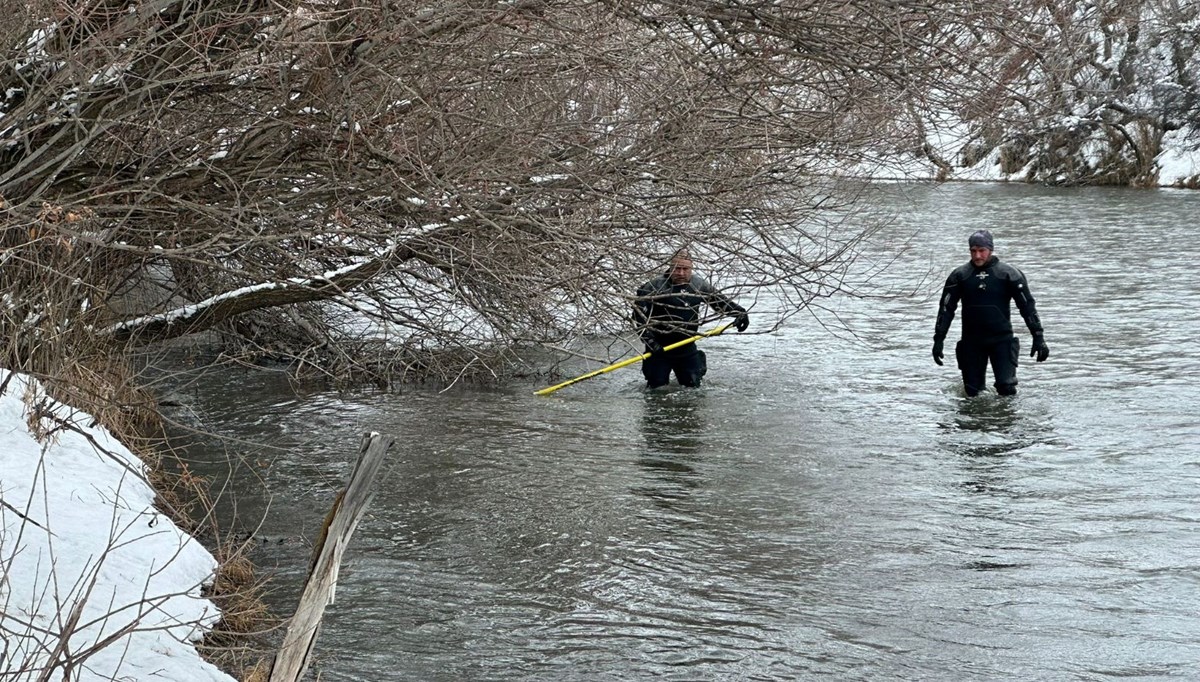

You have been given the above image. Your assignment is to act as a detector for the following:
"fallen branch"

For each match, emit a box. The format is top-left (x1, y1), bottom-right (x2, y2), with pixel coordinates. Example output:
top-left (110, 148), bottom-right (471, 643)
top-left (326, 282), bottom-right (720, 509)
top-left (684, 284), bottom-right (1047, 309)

top-left (268, 432), bottom-right (393, 682)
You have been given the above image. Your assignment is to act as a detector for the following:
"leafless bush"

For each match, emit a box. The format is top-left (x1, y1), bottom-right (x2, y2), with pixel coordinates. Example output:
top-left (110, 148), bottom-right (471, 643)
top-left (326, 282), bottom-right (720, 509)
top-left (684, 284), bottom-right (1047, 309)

top-left (2, 0), bottom-right (1001, 385)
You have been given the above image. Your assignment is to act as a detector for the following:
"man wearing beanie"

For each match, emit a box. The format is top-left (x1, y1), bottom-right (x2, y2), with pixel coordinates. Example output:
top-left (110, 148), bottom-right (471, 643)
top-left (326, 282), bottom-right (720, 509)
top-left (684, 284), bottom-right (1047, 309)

top-left (931, 229), bottom-right (1050, 396)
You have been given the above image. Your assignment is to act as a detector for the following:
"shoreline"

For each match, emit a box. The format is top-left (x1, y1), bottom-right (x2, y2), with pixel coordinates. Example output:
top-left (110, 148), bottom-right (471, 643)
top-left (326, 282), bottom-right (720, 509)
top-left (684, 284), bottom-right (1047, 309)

top-left (137, 358), bottom-right (279, 681)
top-left (1, 361), bottom-right (274, 681)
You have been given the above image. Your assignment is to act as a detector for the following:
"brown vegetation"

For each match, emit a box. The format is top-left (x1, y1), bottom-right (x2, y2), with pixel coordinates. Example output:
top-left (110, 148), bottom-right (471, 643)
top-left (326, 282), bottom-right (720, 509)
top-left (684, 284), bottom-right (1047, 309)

top-left (6, 1), bottom-right (1195, 678)
top-left (1, 0), bottom-right (1006, 389)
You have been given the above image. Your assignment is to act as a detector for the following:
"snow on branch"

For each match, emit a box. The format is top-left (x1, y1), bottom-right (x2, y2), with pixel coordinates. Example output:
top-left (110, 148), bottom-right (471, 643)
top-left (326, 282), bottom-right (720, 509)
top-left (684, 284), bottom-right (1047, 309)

top-left (105, 245), bottom-right (410, 345)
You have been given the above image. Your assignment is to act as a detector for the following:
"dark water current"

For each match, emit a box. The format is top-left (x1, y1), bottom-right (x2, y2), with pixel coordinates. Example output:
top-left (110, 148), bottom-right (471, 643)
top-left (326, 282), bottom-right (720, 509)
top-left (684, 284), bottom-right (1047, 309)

top-left (175, 183), bottom-right (1200, 681)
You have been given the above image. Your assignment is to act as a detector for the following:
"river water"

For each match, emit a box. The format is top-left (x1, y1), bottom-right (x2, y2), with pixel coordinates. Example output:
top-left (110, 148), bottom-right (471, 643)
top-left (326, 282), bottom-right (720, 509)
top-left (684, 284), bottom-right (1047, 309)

top-left (175, 182), bottom-right (1200, 681)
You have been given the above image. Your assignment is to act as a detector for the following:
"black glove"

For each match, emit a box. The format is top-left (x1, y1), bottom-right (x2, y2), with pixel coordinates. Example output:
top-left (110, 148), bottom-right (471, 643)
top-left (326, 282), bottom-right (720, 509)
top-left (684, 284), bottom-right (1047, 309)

top-left (734, 312), bottom-right (749, 333)
top-left (932, 338), bottom-right (944, 366)
top-left (1030, 335), bottom-right (1049, 362)
top-left (644, 337), bottom-right (664, 356)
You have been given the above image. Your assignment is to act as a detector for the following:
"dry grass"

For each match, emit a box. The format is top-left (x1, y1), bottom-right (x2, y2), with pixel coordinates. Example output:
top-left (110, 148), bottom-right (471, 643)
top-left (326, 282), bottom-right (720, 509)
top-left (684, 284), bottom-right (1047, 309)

top-left (198, 540), bottom-right (279, 680)
top-left (241, 658), bottom-right (272, 682)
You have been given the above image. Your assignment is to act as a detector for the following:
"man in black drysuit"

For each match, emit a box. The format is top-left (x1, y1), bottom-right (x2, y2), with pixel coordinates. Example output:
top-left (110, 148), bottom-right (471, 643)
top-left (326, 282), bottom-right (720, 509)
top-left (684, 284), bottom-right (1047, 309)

top-left (932, 230), bottom-right (1050, 396)
top-left (633, 250), bottom-right (749, 389)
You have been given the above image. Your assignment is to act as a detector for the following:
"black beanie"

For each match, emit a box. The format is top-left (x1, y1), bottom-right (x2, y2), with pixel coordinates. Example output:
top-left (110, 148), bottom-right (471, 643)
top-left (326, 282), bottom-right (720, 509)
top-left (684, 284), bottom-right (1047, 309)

top-left (968, 230), bottom-right (994, 250)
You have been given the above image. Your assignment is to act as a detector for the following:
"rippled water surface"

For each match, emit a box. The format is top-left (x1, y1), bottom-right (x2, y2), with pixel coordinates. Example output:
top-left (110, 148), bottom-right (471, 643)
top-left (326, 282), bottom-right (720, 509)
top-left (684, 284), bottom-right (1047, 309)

top-left (179, 183), bottom-right (1200, 681)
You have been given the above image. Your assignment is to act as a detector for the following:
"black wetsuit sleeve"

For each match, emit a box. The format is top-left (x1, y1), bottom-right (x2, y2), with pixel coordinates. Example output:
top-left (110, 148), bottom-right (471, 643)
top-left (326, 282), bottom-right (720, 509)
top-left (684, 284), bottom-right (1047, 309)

top-left (1008, 270), bottom-right (1044, 337)
top-left (695, 278), bottom-right (746, 316)
top-left (632, 282), bottom-right (657, 343)
top-left (933, 272), bottom-right (961, 341)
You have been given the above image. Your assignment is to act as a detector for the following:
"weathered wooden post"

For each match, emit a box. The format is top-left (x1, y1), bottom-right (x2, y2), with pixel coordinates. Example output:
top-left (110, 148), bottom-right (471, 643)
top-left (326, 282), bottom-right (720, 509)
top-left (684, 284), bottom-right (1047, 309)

top-left (269, 432), bottom-right (393, 682)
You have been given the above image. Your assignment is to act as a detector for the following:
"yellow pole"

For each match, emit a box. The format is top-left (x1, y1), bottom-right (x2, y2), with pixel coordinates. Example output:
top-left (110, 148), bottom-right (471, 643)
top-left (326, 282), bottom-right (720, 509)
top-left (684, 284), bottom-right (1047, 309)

top-left (534, 323), bottom-right (732, 396)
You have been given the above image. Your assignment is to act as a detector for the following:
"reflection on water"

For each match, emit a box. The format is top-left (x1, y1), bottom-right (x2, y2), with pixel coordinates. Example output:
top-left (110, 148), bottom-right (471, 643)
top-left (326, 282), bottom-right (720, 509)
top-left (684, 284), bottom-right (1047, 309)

top-left (952, 394), bottom-right (1020, 436)
top-left (174, 183), bottom-right (1200, 681)
top-left (640, 390), bottom-right (709, 455)
top-left (636, 391), bottom-right (707, 502)
top-left (630, 393), bottom-right (710, 539)
top-left (940, 396), bottom-right (1032, 498)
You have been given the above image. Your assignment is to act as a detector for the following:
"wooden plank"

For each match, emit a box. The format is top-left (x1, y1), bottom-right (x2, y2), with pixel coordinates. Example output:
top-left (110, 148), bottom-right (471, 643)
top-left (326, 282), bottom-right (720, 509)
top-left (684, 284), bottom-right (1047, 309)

top-left (269, 432), bottom-right (393, 682)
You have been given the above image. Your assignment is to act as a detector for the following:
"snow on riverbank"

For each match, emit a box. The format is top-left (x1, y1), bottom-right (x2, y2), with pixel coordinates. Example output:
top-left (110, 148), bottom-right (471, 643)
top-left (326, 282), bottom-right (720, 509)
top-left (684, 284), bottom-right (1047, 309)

top-left (1156, 129), bottom-right (1200, 187)
top-left (839, 119), bottom-right (1200, 189)
top-left (844, 144), bottom-right (1200, 187)
top-left (0, 370), bottom-right (233, 681)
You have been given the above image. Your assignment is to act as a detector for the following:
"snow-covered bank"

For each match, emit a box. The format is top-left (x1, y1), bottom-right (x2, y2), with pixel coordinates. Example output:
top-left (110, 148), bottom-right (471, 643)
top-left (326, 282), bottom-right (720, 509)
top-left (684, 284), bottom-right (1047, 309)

top-left (0, 370), bottom-right (233, 681)
top-left (839, 124), bottom-right (1200, 189)
top-left (1155, 129), bottom-right (1200, 188)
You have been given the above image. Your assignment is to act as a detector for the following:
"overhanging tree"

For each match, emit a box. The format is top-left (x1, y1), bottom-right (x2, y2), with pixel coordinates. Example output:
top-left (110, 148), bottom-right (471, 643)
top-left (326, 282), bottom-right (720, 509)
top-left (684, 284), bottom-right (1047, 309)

top-left (3, 0), bottom-right (1001, 384)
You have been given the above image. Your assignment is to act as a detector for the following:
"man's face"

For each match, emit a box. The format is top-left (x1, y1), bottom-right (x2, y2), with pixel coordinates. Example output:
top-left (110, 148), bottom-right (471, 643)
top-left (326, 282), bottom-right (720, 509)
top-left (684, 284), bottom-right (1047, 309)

top-left (970, 246), bottom-right (992, 267)
top-left (668, 256), bottom-right (693, 285)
